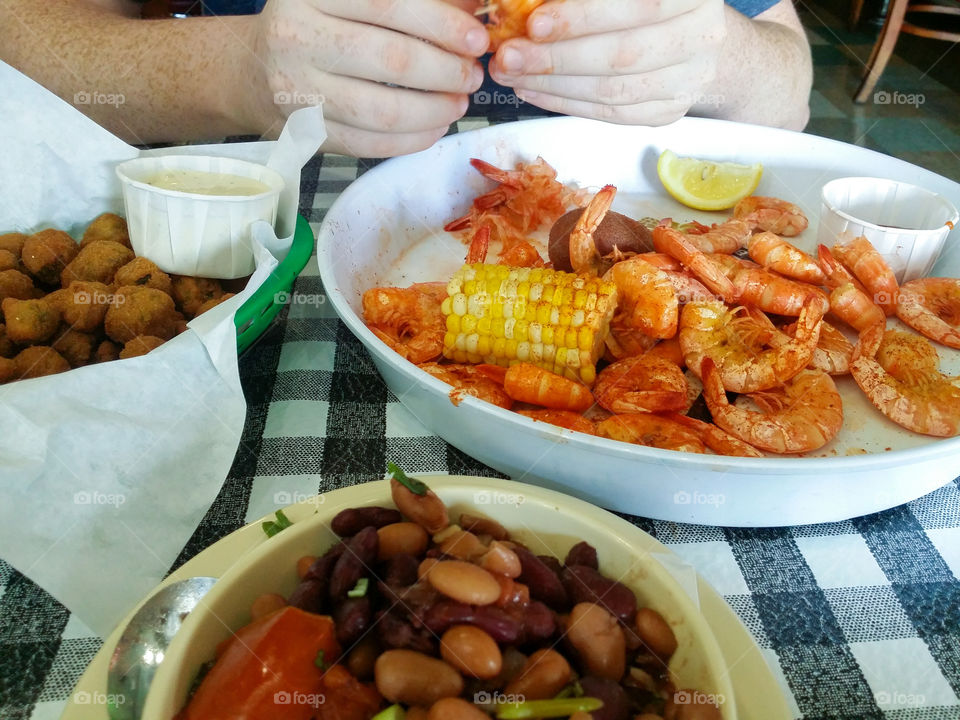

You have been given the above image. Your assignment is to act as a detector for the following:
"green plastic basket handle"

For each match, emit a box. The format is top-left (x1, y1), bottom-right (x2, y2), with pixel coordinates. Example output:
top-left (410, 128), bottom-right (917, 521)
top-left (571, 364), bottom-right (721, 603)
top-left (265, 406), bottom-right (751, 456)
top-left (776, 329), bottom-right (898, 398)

top-left (235, 214), bottom-right (314, 353)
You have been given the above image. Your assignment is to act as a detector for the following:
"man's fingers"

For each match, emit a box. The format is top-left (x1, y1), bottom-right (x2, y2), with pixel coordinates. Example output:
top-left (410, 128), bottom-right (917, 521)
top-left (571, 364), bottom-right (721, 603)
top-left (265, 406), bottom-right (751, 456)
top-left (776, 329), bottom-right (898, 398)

top-left (495, 60), bottom-right (716, 106)
top-left (517, 92), bottom-right (689, 126)
top-left (300, 73), bottom-right (469, 133)
top-left (320, 119), bottom-right (451, 157)
top-left (313, 0), bottom-right (489, 55)
top-left (491, 1), bottom-right (724, 76)
top-left (528, 0), bottom-right (706, 42)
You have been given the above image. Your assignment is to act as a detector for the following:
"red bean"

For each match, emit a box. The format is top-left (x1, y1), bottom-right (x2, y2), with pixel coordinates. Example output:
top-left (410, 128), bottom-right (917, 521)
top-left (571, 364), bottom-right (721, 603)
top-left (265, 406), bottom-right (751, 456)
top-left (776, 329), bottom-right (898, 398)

top-left (564, 541), bottom-right (599, 569)
top-left (383, 553), bottom-right (420, 587)
top-left (334, 596), bottom-right (372, 646)
top-left (579, 676), bottom-right (631, 720)
top-left (331, 506), bottom-right (403, 536)
top-left (561, 565), bottom-right (637, 624)
top-left (377, 610), bottom-right (437, 653)
top-left (423, 601), bottom-right (522, 644)
top-left (329, 526), bottom-right (378, 599)
top-left (516, 600), bottom-right (557, 644)
top-left (304, 542), bottom-right (344, 582)
top-left (287, 579), bottom-right (326, 614)
top-left (514, 546), bottom-right (569, 610)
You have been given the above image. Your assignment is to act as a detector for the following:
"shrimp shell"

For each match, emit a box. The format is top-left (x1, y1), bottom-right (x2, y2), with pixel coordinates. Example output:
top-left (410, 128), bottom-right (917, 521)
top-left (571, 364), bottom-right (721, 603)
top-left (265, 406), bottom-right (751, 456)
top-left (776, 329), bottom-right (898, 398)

top-left (363, 283), bottom-right (447, 364)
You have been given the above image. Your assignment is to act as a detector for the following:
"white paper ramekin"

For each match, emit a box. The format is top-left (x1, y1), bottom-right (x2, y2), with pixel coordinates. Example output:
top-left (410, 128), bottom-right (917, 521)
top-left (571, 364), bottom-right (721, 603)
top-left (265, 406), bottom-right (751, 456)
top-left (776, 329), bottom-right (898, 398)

top-left (116, 155), bottom-right (284, 279)
top-left (818, 177), bottom-right (958, 283)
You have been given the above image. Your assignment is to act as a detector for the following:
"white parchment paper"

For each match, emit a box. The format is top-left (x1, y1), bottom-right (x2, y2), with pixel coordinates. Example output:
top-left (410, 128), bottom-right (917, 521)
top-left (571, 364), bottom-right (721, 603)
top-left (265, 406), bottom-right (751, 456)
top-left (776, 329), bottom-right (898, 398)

top-left (0, 63), bottom-right (325, 636)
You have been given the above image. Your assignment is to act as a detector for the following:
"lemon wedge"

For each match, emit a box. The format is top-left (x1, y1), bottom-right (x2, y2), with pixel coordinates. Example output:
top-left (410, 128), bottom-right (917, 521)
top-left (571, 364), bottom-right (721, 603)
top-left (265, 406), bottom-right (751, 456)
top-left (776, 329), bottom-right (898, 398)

top-left (657, 149), bottom-right (763, 211)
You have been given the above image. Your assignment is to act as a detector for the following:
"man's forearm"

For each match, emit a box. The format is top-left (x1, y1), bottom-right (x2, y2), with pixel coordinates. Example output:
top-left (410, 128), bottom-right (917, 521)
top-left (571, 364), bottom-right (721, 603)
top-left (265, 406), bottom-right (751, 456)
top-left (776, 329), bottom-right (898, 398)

top-left (0, 0), bottom-right (271, 143)
top-left (695, 2), bottom-right (813, 130)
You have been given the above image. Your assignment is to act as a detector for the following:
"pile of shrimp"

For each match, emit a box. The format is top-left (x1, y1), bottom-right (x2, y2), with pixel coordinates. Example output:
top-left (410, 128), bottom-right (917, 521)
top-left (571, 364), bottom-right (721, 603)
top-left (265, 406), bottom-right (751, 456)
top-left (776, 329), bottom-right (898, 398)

top-left (364, 158), bottom-right (960, 456)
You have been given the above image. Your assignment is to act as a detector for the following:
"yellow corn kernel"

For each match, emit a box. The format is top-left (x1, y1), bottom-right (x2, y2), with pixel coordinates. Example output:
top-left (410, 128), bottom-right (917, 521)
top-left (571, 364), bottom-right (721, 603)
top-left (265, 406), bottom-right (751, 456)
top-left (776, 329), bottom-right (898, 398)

top-left (465, 333), bottom-right (479, 355)
top-left (504, 338), bottom-right (517, 359)
top-left (461, 314), bottom-right (478, 334)
top-left (477, 335), bottom-right (492, 356)
top-left (504, 317), bottom-right (516, 340)
top-left (542, 326), bottom-right (555, 345)
top-left (514, 319), bottom-right (528, 342)
top-left (573, 288), bottom-right (588, 309)
top-left (516, 341), bottom-right (530, 362)
top-left (493, 337), bottom-right (506, 359)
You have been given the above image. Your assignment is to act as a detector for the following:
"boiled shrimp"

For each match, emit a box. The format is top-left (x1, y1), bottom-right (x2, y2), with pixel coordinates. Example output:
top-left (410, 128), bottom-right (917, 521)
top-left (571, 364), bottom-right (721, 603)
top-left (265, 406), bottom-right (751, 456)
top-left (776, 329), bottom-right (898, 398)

top-left (603, 256), bottom-right (678, 339)
top-left (896, 277), bottom-right (960, 349)
top-left (516, 409), bottom-right (597, 435)
top-left (850, 327), bottom-right (960, 437)
top-left (664, 413), bottom-right (765, 457)
top-left (781, 319), bottom-right (854, 375)
top-left (679, 297), bottom-right (823, 393)
top-left (569, 184), bottom-right (617, 276)
top-left (593, 355), bottom-right (691, 414)
top-left (645, 336), bottom-right (686, 367)
top-left (503, 362), bottom-right (594, 411)
top-left (734, 196), bottom-right (808, 236)
top-left (827, 283), bottom-right (886, 359)
top-left (817, 244), bottom-right (869, 293)
top-left (830, 236), bottom-right (899, 316)
top-left (465, 225), bottom-right (544, 267)
top-left (747, 232), bottom-right (826, 285)
top-left (597, 413), bottom-right (707, 453)
top-left (701, 357), bottom-right (843, 454)
top-left (480, 0), bottom-right (546, 50)
top-left (678, 218), bottom-right (752, 254)
top-left (604, 326), bottom-right (658, 361)
top-left (363, 283), bottom-right (447, 364)
top-left (418, 361), bottom-right (514, 409)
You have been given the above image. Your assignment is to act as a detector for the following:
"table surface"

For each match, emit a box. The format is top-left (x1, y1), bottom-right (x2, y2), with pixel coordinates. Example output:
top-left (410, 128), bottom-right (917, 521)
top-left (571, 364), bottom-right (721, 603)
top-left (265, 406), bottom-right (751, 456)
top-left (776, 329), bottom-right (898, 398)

top-left (2, 116), bottom-right (959, 720)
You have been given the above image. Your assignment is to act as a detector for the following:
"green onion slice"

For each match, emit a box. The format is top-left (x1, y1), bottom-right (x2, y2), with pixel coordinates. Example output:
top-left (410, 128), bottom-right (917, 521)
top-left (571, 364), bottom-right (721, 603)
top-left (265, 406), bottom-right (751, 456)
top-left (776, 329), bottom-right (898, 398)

top-left (347, 577), bottom-right (369, 598)
top-left (495, 697), bottom-right (603, 719)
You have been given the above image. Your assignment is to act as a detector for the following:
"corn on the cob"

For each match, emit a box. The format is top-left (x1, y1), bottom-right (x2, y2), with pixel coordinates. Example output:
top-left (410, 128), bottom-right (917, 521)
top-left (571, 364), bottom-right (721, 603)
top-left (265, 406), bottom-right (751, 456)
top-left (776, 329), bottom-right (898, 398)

top-left (441, 263), bottom-right (618, 385)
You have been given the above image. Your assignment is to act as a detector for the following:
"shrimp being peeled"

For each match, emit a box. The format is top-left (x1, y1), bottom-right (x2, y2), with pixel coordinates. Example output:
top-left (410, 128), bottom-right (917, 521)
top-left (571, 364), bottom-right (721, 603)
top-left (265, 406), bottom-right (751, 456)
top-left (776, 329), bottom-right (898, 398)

top-left (679, 297), bottom-right (823, 393)
top-left (734, 196), bottom-right (808, 236)
top-left (850, 327), bottom-right (960, 437)
top-left (593, 355), bottom-right (691, 414)
top-left (481, 0), bottom-right (546, 50)
top-left (701, 357), bottom-right (843, 454)
top-left (363, 283), bottom-right (446, 364)
top-left (896, 277), bottom-right (960, 349)
top-left (418, 362), bottom-right (514, 409)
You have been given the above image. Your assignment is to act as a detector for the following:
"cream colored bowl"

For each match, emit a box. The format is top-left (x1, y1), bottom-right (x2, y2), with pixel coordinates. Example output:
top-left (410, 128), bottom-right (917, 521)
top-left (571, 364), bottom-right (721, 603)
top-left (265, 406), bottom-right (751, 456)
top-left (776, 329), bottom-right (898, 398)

top-left (143, 477), bottom-right (739, 720)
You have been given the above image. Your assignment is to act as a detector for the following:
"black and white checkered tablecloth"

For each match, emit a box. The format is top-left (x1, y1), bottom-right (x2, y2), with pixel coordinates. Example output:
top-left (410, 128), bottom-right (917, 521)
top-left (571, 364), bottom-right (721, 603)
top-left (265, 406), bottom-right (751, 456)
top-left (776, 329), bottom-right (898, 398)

top-left (1, 117), bottom-right (959, 720)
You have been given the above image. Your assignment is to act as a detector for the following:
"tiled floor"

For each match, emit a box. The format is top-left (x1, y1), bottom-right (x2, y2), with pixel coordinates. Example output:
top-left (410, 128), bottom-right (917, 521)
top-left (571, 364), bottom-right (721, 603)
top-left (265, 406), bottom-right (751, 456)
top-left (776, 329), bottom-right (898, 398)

top-left (799, 2), bottom-right (960, 181)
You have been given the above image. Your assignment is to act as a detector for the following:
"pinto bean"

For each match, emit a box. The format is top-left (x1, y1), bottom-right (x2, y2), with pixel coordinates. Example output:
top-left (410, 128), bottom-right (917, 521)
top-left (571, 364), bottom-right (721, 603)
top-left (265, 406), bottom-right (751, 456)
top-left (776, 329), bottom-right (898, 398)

top-left (378, 522), bottom-right (429, 561)
top-left (390, 478), bottom-right (449, 533)
top-left (504, 648), bottom-right (572, 701)
top-left (440, 625), bottom-right (502, 679)
top-left (459, 512), bottom-right (509, 540)
top-left (334, 596), bottom-right (372, 646)
top-left (406, 708), bottom-right (429, 720)
top-left (331, 506), bottom-right (402, 536)
top-left (578, 676), bottom-right (631, 720)
top-left (383, 552), bottom-right (420, 586)
top-left (346, 636), bottom-right (379, 679)
top-left (423, 601), bottom-right (521, 644)
top-left (564, 541), bottom-right (599, 569)
top-left (561, 565), bottom-right (637, 624)
top-left (480, 541), bottom-right (522, 578)
top-left (438, 529), bottom-right (488, 560)
top-left (428, 561), bottom-right (501, 605)
top-left (419, 557), bottom-right (440, 579)
top-left (427, 698), bottom-right (490, 720)
top-left (329, 526), bottom-right (378, 599)
top-left (250, 593), bottom-right (285, 620)
top-left (566, 603), bottom-right (626, 681)
top-left (635, 607), bottom-right (678, 660)
top-left (375, 649), bottom-right (464, 706)
top-left (296, 555), bottom-right (317, 580)
top-left (514, 546), bottom-right (568, 610)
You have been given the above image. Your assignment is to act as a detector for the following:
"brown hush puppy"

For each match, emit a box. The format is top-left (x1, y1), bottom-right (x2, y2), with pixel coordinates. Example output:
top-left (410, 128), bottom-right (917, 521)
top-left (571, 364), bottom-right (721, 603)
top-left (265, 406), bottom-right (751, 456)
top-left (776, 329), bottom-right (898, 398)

top-left (22, 229), bottom-right (79, 286)
top-left (81, 213), bottom-right (131, 249)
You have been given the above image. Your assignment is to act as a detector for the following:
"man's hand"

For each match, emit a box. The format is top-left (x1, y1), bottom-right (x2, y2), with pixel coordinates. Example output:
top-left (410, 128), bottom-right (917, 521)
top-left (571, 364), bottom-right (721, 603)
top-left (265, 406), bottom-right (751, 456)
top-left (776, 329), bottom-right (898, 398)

top-left (253, 0), bottom-right (491, 156)
top-left (487, 0), bottom-right (725, 125)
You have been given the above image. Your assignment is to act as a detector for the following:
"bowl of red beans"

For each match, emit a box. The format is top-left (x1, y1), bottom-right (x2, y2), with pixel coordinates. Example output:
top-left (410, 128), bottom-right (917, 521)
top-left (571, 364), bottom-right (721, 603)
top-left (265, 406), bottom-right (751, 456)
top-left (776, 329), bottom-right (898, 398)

top-left (145, 472), bottom-right (737, 720)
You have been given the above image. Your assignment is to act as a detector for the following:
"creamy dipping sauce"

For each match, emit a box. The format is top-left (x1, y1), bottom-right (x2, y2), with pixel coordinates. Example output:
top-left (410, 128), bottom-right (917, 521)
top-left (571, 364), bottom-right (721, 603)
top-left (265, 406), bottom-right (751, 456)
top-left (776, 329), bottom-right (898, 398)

top-left (145, 169), bottom-right (271, 196)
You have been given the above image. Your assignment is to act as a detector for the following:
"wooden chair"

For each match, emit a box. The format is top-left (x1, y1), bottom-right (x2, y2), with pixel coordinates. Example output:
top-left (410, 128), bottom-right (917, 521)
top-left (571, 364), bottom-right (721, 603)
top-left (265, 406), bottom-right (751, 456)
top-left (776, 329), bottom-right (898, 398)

top-left (852, 0), bottom-right (960, 103)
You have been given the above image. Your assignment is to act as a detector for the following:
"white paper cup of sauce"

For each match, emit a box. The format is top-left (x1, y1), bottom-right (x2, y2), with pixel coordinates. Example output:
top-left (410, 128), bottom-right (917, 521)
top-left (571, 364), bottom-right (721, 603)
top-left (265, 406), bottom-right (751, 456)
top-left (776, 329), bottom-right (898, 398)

top-left (116, 155), bottom-right (284, 279)
top-left (818, 177), bottom-right (958, 283)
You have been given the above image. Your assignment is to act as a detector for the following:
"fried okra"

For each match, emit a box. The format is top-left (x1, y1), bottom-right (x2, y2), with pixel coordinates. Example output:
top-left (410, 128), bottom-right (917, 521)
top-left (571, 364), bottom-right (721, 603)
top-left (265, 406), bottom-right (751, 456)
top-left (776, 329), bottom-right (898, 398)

top-left (0, 232), bottom-right (26, 258)
top-left (51, 327), bottom-right (97, 367)
top-left (22, 229), bottom-right (79, 286)
top-left (171, 276), bottom-right (222, 318)
top-left (114, 257), bottom-right (172, 296)
top-left (0, 269), bottom-right (37, 301)
top-left (0, 250), bottom-right (17, 272)
top-left (13, 346), bottom-right (70, 379)
top-left (95, 340), bottom-right (121, 363)
top-left (119, 335), bottom-right (166, 359)
top-left (60, 241), bottom-right (134, 286)
top-left (195, 292), bottom-right (235, 316)
top-left (81, 213), bottom-right (131, 249)
top-left (2, 297), bottom-right (61, 345)
top-left (104, 286), bottom-right (177, 343)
